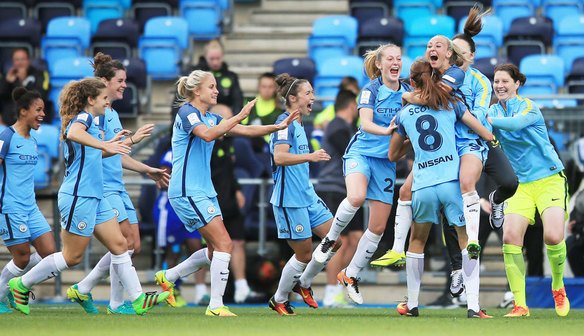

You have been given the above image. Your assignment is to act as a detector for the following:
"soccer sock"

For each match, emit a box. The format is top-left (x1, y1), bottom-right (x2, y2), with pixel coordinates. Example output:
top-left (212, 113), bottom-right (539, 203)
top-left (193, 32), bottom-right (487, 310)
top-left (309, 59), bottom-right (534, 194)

top-left (77, 252), bottom-right (111, 294)
top-left (0, 260), bottom-right (24, 299)
top-left (299, 257), bottom-right (325, 288)
top-left (406, 252), bottom-right (424, 309)
top-left (462, 191), bottom-right (480, 242)
top-left (22, 252), bottom-right (68, 288)
top-left (346, 229), bottom-right (382, 278)
top-left (462, 249), bottom-right (480, 312)
top-left (326, 199), bottom-right (360, 241)
top-left (392, 200), bottom-right (412, 253)
top-left (209, 251), bottom-right (231, 310)
top-left (165, 247), bottom-right (211, 282)
top-left (323, 284), bottom-right (338, 303)
top-left (109, 249), bottom-right (133, 310)
top-left (23, 253), bottom-right (42, 273)
top-left (111, 252), bottom-right (142, 302)
top-left (503, 244), bottom-right (526, 307)
top-left (196, 283), bottom-right (208, 300)
top-left (274, 255), bottom-right (307, 303)
top-left (546, 241), bottom-right (567, 290)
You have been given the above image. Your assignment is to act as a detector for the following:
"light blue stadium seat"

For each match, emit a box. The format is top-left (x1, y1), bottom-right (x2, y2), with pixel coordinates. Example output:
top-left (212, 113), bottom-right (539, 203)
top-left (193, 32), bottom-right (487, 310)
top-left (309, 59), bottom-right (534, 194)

top-left (41, 17), bottom-right (91, 73)
top-left (179, 0), bottom-right (221, 40)
top-left (308, 15), bottom-right (358, 71)
top-left (48, 57), bottom-right (94, 118)
top-left (458, 14), bottom-right (503, 58)
top-left (542, 0), bottom-right (584, 32)
top-left (401, 55), bottom-right (414, 80)
top-left (532, 98), bottom-right (578, 109)
top-left (492, 0), bottom-right (535, 33)
top-left (314, 56), bottom-right (364, 107)
top-left (31, 124), bottom-right (61, 160)
top-left (394, 0), bottom-right (441, 23)
top-left (83, 0), bottom-right (124, 34)
top-left (404, 15), bottom-right (455, 59)
top-left (138, 16), bottom-right (189, 80)
top-left (554, 15), bottom-right (584, 73)
top-left (519, 54), bottom-right (565, 95)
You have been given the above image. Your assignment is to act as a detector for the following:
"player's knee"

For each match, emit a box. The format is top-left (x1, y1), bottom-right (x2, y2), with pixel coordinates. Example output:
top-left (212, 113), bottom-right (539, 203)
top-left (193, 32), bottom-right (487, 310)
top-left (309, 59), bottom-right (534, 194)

top-left (296, 250), bottom-right (311, 263)
top-left (398, 186), bottom-right (412, 201)
top-left (544, 231), bottom-right (564, 246)
top-left (132, 239), bottom-right (141, 255)
top-left (502, 230), bottom-right (523, 245)
top-left (63, 251), bottom-right (84, 266)
top-left (214, 239), bottom-right (233, 254)
top-left (459, 177), bottom-right (475, 194)
top-left (346, 194), bottom-right (365, 208)
top-left (12, 251), bottom-right (30, 269)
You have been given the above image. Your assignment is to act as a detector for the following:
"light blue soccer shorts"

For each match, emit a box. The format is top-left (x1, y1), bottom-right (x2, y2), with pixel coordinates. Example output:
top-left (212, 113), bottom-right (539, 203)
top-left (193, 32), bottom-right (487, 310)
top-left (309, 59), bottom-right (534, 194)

top-left (272, 198), bottom-right (333, 240)
top-left (412, 180), bottom-right (465, 227)
top-left (169, 196), bottom-right (222, 232)
top-left (105, 190), bottom-right (138, 224)
top-left (58, 193), bottom-right (116, 237)
top-left (0, 206), bottom-right (52, 246)
top-left (343, 153), bottom-right (396, 204)
top-left (456, 138), bottom-right (488, 164)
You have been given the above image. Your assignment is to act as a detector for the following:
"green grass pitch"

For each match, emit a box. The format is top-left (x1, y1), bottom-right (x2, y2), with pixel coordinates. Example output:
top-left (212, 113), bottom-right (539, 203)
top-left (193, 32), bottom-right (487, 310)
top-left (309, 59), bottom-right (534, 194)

top-left (0, 306), bottom-right (582, 336)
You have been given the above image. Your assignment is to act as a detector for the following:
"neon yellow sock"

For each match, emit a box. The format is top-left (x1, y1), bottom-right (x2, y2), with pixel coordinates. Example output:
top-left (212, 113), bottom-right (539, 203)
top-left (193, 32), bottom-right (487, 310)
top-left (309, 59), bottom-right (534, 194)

top-left (546, 241), bottom-right (567, 291)
top-left (503, 244), bottom-right (526, 307)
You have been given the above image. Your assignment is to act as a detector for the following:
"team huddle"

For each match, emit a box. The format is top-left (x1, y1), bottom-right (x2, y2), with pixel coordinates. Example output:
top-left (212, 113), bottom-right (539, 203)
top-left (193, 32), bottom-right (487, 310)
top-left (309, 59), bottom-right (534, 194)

top-left (0, 6), bottom-right (571, 318)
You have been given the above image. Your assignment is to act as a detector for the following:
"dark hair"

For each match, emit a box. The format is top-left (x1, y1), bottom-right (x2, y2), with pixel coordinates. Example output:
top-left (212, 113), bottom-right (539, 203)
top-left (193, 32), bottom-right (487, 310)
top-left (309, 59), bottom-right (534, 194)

top-left (11, 47), bottom-right (30, 58)
top-left (275, 73), bottom-right (308, 108)
top-left (494, 63), bottom-right (527, 86)
top-left (258, 72), bottom-right (276, 81)
top-left (410, 60), bottom-right (459, 111)
top-left (453, 4), bottom-right (491, 54)
top-left (334, 90), bottom-right (357, 112)
top-left (339, 76), bottom-right (360, 94)
top-left (12, 87), bottom-right (42, 119)
top-left (91, 52), bottom-right (125, 80)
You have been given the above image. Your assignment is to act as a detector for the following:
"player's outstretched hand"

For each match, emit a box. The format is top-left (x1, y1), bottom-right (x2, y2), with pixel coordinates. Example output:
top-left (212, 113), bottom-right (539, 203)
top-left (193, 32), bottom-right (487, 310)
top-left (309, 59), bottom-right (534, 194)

top-left (108, 129), bottom-right (132, 142)
top-left (275, 109), bottom-right (300, 130)
top-left (132, 123), bottom-right (155, 143)
top-left (104, 141), bottom-right (131, 156)
top-left (236, 99), bottom-right (257, 122)
top-left (310, 149), bottom-right (331, 162)
top-left (147, 167), bottom-right (170, 189)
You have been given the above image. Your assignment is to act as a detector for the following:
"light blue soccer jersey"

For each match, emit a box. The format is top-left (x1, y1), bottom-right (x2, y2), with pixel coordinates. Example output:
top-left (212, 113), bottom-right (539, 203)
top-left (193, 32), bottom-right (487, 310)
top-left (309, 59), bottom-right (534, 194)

top-left (346, 78), bottom-right (412, 158)
top-left (489, 96), bottom-right (564, 183)
top-left (270, 112), bottom-right (317, 208)
top-left (396, 101), bottom-right (466, 191)
top-left (442, 65), bottom-right (465, 92)
top-left (0, 127), bottom-right (38, 212)
top-left (168, 103), bottom-right (223, 200)
top-left (455, 67), bottom-right (493, 140)
top-left (100, 108), bottom-right (125, 193)
top-left (59, 111), bottom-right (104, 198)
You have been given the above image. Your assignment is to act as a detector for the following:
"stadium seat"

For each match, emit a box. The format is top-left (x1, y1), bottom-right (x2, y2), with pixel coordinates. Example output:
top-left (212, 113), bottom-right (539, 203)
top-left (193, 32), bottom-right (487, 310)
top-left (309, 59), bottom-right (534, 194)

top-left (179, 0), bottom-right (222, 40)
top-left (492, 0), bottom-right (535, 33)
top-left (31, 124), bottom-right (61, 160)
top-left (567, 57), bottom-right (584, 94)
top-left (519, 54), bottom-right (564, 95)
top-left (350, 0), bottom-right (391, 26)
top-left (0, 19), bottom-right (42, 71)
top-left (138, 16), bottom-right (189, 80)
top-left (314, 56), bottom-right (365, 106)
top-left (401, 55), bottom-right (414, 80)
top-left (394, 0), bottom-right (441, 23)
top-left (83, 0), bottom-right (125, 34)
top-left (48, 57), bottom-right (94, 117)
top-left (474, 56), bottom-right (509, 81)
top-left (273, 57), bottom-right (317, 84)
top-left (308, 15), bottom-right (358, 71)
top-left (33, 1), bottom-right (76, 33)
top-left (122, 57), bottom-right (148, 90)
top-left (542, 0), bottom-right (584, 32)
top-left (112, 83), bottom-right (139, 117)
top-left (0, 2), bottom-right (27, 22)
top-left (445, 0), bottom-right (480, 27)
top-left (504, 16), bottom-right (552, 65)
top-left (357, 16), bottom-right (404, 57)
top-left (131, 1), bottom-right (172, 33)
top-left (532, 98), bottom-right (578, 109)
top-left (458, 14), bottom-right (503, 57)
top-left (404, 15), bottom-right (455, 59)
top-left (91, 18), bottom-right (140, 59)
top-left (41, 17), bottom-right (91, 73)
top-left (554, 15), bottom-right (584, 73)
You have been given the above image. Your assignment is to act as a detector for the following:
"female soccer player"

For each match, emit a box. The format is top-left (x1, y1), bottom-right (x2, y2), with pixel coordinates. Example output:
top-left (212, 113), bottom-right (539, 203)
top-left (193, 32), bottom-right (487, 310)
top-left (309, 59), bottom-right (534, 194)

top-left (268, 73), bottom-right (341, 315)
top-left (488, 64), bottom-right (570, 317)
top-left (0, 88), bottom-right (56, 313)
top-left (8, 78), bottom-right (169, 315)
top-left (393, 59), bottom-right (493, 318)
top-left (67, 53), bottom-right (169, 315)
top-left (154, 70), bottom-right (298, 317)
top-left (313, 44), bottom-right (411, 304)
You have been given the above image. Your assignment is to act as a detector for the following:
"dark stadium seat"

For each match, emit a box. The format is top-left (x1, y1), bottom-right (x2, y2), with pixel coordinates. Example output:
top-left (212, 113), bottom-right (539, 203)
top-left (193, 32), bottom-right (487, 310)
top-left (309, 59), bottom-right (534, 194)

top-left (273, 57), bottom-right (316, 84)
top-left (357, 16), bottom-right (404, 56)
top-left (445, 0), bottom-right (479, 27)
top-left (473, 56), bottom-right (509, 82)
top-left (112, 83), bottom-right (139, 117)
top-left (0, 2), bottom-right (27, 22)
top-left (131, 1), bottom-right (173, 33)
top-left (91, 18), bottom-right (140, 59)
top-left (0, 19), bottom-right (41, 71)
top-left (350, 0), bottom-right (391, 26)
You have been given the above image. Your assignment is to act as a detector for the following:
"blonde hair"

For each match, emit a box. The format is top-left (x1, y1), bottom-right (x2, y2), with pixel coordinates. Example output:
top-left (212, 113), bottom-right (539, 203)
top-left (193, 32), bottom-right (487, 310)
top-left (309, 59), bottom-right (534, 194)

top-left (363, 44), bottom-right (401, 79)
top-left (204, 39), bottom-right (223, 56)
top-left (59, 77), bottom-right (106, 140)
top-left (175, 70), bottom-right (213, 106)
top-left (433, 35), bottom-right (471, 67)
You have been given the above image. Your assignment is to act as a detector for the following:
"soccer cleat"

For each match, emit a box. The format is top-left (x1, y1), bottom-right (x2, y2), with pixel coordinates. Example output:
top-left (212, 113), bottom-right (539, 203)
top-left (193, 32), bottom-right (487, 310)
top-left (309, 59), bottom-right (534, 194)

top-left (468, 309), bottom-right (493, 318)
top-left (8, 277), bottom-right (32, 315)
top-left (504, 302), bottom-right (530, 317)
top-left (313, 237), bottom-right (336, 263)
top-left (67, 284), bottom-right (99, 314)
top-left (337, 269), bottom-right (363, 304)
top-left (173, 288), bottom-right (187, 308)
top-left (154, 270), bottom-right (176, 307)
top-left (268, 296), bottom-right (295, 316)
top-left (466, 241), bottom-right (481, 260)
top-left (489, 191), bottom-right (506, 230)
top-left (7, 291), bottom-right (15, 309)
top-left (132, 291), bottom-right (170, 315)
top-left (397, 302), bottom-right (419, 317)
top-left (293, 284), bottom-right (318, 308)
top-left (498, 291), bottom-right (514, 308)
top-left (552, 287), bottom-right (570, 317)
top-left (0, 301), bottom-right (12, 313)
top-left (205, 305), bottom-right (237, 317)
top-left (449, 269), bottom-right (464, 297)
top-left (369, 250), bottom-right (406, 270)
top-left (107, 303), bottom-right (136, 315)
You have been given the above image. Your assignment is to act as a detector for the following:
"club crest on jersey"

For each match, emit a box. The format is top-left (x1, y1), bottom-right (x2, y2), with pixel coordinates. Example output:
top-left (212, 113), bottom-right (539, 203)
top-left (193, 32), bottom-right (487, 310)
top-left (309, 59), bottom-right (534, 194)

top-left (349, 160), bottom-right (358, 169)
top-left (295, 225), bottom-right (304, 233)
top-left (208, 119), bottom-right (216, 127)
top-left (113, 209), bottom-right (120, 218)
top-left (77, 221), bottom-right (87, 230)
top-left (19, 224), bottom-right (27, 233)
top-left (207, 206), bottom-right (216, 214)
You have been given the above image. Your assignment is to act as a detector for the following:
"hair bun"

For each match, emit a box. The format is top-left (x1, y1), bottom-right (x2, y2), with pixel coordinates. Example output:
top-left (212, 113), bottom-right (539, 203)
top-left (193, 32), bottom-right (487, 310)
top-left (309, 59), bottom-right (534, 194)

top-left (11, 87), bottom-right (28, 102)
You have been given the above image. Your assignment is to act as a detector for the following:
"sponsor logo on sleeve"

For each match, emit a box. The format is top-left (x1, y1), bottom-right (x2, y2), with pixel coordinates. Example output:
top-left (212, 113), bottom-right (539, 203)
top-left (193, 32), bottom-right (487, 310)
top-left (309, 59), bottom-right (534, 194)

top-left (77, 113), bottom-right (89, 122)
top-left (443, 74), bottom-right (456, 83)
top-left (187, 113), bottom-right (200, 125)
top-left (277, 129), bottom-right (288, 140)
top-left (360, 90), bottom-right (371, 104)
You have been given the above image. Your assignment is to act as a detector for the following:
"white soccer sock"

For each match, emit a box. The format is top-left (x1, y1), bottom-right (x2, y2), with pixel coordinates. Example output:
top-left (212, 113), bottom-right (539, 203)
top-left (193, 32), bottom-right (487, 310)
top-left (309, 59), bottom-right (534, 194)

top-left (326, 199), bottom-right (360, 241)
top-left (209, 251), bottom-right (231, 310)
top-left (0, 260), bottom-right (24, 298)
top-left (274, 255), bottom-right (307, 303)
top-left (110, 252), bottom-right (142, 302)
top-left (235, 278), bottom-right (250, 292)
top-left (108, 249), bottom-right (133, 310)
top-left (392, 200), bottom-right (412, 253)
top-left (406, 252), bottom-right (424, 309)
top-left (345, 229), bottom-right (382, 278)
top-left (23, 253), bottom-right (42, 273)
top-left (462, 191), bottom-right (480, 242)
top-left (22, 252), bottom-right (68, 288)
top-left (462, 249), bottom-right (480, 311)
top-left (196, 283), bottom-right (208, 300)
top-left (299, 257), bottom-right (325, 288)
top-left (165, 247), bottom-right (211, 282)
top-left (77, 252), bottom-right (111, 294)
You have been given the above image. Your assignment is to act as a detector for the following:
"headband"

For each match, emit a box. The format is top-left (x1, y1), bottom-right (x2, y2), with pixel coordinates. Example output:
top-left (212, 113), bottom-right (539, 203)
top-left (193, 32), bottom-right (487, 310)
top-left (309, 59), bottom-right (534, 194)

top-left (284, 79), bottom-right (299, 100)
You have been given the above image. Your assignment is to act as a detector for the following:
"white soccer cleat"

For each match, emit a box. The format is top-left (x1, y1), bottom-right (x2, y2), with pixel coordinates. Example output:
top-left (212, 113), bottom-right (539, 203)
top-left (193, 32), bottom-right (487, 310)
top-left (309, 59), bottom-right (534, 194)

top-left (313, 237), bottom-right (336, 263)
